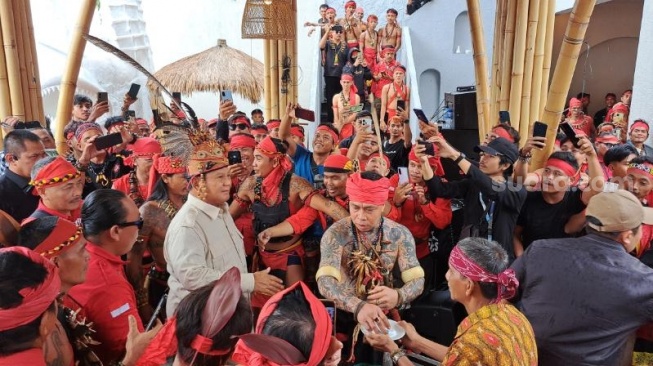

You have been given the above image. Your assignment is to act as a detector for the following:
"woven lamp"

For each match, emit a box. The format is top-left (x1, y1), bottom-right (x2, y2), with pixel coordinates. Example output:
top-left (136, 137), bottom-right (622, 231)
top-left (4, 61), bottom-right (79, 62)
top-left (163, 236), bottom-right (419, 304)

top-left (242, 0), bottom-right (296, 40)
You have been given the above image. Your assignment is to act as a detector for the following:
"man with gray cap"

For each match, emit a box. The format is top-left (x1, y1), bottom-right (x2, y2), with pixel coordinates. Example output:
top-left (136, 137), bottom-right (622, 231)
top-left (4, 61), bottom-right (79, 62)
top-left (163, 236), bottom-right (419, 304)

top-left (511, 189), bottom-right (653, 366)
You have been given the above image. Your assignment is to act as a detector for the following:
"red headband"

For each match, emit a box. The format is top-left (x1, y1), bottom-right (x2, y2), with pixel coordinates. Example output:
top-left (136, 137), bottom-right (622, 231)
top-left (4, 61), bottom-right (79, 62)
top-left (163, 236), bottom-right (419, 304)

top-left (230, 134), bottom-right (257, 150)
top-left (381, 47), bottom-right (395, 56)
top-left (232, 281), bottom-right (332, 366)
top-left (131, 137), bottom-right (162, 157)
top-left (75, 123), bottom-right (103, 141)
top-left (30, 157), bottom-right (81, 195)
top-left (448, 245), bottom-right (518, 302)
top-left (326, 7), bottom-right (336, 14)
top-left (368, 152), bottom-right (391, 171)
top-left (231, 115), bottom-right (252, 128)
top-left (0, 247), bottom-right (61, 331)
top-left (266, 120), bottom-right (281, 130)
top-left (628, 162), bottom-right (653, 178)
top-left (316, 125), bottom-right (339, 145)
top-left (291, 126), bottom-right (305, 139)
top-left (147, 154), bottom-right (186, 198)
top-left (546, 158), bottom-right (580, 185)
top-left (367, 14), bottom-right (378, 21)
top-left (409, 147), bottom-right (444, 176)
top-left (33, 218), bottom-right (84, 259)
top-left (631, 121), bottom-right (649, 133)
top-left (492, 127), bottom-right (514, 143)
top-left (345, 1), bottom-right (356, 8)
top-left (190, 267), bottom-right (242, 357)
top-left (346, 173), bottom-right (390, 206)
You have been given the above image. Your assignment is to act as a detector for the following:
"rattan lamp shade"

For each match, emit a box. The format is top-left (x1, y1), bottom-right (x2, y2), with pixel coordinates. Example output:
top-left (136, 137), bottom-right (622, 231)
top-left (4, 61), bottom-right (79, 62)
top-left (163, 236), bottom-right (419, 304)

top-left (242, 0), bottom-right (296, 40)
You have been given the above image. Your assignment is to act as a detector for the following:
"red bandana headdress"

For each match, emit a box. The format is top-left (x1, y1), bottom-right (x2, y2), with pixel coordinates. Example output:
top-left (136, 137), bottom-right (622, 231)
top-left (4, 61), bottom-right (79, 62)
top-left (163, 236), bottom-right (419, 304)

top-left (316, 125), bottom-right (339, 146)
top-left (32, 218), bottom-right (84, 259)
top-left (230, 134), bottom-right (257, 150)
top-left (30, 157), bottom-right (82, 196)
top-left (147, 154), bottom-right (186, 198)
top-left (346, 172), bottom-right (390, 206)
top-left (448, 245), bottom-right (519, 302)
top-left (0, 247), bottom-right (61, 331)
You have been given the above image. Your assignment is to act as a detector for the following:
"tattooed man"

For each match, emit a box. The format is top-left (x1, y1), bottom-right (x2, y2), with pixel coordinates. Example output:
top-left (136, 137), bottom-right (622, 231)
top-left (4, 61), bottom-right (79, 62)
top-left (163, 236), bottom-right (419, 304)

top-left (317, 171), bottom-right (424, 363)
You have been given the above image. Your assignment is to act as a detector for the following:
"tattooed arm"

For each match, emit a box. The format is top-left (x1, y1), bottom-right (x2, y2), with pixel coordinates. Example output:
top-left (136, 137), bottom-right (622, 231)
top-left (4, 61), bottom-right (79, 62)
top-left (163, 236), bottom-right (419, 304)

top-left (317, 223), bottom-right (362, 313)
top-left (389, 224), bottom-right (425, 303)
top-left (140, 202), bottom-right (169, 270)
top-left (229, 176), bottom-right (254, 219)
top-left (290, 174), bottom-right (350, 221)
top-left (44, 322), bottom-right (71, 366)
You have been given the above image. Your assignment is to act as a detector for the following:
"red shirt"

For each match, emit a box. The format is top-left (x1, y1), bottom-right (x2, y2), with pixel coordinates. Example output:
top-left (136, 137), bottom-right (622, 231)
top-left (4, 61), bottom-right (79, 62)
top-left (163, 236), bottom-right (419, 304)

top-left (372, 60), bottom-right (398, 98)
top-left (112, 174), bottom-right (148, 204)
top-left (0, 348), bottom-right (45, 366)
top-left (65, 243), bottom-right (143, 363)
top-left (387, 175), bottom-right (453, 259)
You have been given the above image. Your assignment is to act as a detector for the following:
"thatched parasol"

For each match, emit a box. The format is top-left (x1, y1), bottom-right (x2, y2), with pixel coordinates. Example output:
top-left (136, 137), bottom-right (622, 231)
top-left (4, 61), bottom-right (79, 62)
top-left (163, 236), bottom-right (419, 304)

top-left (148, 39), bottom-right (264, 103)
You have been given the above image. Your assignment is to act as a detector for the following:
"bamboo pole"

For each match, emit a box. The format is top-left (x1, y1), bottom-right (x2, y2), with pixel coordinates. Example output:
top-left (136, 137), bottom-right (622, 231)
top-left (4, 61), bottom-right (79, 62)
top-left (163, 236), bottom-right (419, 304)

top-left (529, 0), bottom-right (548, 124)
top-left (0, 0), bottom-right (25, 119)
top-left (531, 0), bottom-right (596, 170)
top-left (12, 0), bottom-right (32, 121)
top-left (278, 40), bottom-right (287, 113)
top-left (263, 40), bottom-right (272, 121)
top-left (539, 0), bottom-right (556, 118)
top-left (508, 0), bottom-right (528, 132)
top-left (489, 0), bottom-right (506, 123)
top-left (0, 18), bottom-right (11, 119)
top-left (466, 0), bottom-right (492, 141)
top-left (498, 0), bottom-right (517, 111)
top-left (269, 39), bottom-right (279, 119)
top-left (519, 0), bottom-right (540, 143)
top-left (24, 0), bottom-right (44, 124)
top-left (54, 0), bottom-right (96, 155)
top-left (16, 0), bottom-right (39, 123)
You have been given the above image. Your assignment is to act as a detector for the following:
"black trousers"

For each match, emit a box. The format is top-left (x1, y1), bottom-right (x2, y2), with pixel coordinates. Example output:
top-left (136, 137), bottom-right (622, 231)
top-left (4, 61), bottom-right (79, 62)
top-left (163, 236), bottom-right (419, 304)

top-left (324, 75), bottom-right (342, 123)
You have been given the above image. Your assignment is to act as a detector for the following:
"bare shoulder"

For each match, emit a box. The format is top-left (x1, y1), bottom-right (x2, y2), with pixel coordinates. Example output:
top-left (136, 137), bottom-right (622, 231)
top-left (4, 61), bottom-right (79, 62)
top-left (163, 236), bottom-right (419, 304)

top-left (323, 218), bottom-right (352, 244)
top-left (383, 218), bottom-right (413, 243)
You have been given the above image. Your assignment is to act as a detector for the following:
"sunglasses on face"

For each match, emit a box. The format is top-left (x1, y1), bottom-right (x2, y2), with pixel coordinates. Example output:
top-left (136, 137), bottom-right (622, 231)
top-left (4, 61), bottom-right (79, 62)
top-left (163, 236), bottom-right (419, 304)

top-left (229, 124), bottom-right (248, 131)
top-left (117, 218), bottom-right (144, 230)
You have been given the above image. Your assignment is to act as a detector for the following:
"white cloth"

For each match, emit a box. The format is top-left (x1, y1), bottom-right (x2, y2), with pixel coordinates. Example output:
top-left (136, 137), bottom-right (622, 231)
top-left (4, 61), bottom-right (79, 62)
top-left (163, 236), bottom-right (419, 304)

top-left (164, 193), bottom-right (254, 316)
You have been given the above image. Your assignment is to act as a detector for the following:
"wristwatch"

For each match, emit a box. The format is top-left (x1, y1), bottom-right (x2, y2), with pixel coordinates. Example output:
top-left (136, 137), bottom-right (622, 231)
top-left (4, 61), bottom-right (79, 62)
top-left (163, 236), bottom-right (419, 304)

top-left (391, 348), bottom-right (407, 364)
top-left (453, 152), bottom-right (466, 164)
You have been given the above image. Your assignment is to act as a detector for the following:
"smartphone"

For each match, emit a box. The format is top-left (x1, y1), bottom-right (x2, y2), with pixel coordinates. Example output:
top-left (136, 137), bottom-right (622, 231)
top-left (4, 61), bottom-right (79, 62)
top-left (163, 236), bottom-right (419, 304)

top-left (221, 90), bottom-right (233, 103)
top-left (532, 121), bottom-right (547, 138)
top-left (172, 92), bottom-right (182, 102)
top-left (97, 92), bottom-right (108, 104)
top-left (499, 110), bottom-right (510, 124)
top-left (127, 110), bottom-right (136, 118)
top-left (228, 150), bottom-right (242, 165)
top-left (127, 83), bottom-right (140, 99)
top-left (350, 104), bottom-right (364, 113)
top-left (417, 140), bottom-right (435, 156)
top-left (320, 299), bottom-right (337, 335)
top-left (398, 167), bottom-right (409, 185)
top-left (559, 122), bottom-right (581, 147)
top-left (396, 100), bottom-right (406, 111)
top-left (94, 132), bottom-right (123, 150)
top-left (360, 117), bottom-right (373, 133)
top-left (295, 107), bottom-right (316, 122)
top-left (413, 108), bottom-right (428, 122)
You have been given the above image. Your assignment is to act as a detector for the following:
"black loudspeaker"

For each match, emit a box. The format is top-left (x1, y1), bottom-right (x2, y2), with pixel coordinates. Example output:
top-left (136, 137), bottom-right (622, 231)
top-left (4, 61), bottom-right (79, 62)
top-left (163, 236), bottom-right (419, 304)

top-left (445, 91), bottom-right (478, 130)
top-left (439, 129), bottom-right (480, 182)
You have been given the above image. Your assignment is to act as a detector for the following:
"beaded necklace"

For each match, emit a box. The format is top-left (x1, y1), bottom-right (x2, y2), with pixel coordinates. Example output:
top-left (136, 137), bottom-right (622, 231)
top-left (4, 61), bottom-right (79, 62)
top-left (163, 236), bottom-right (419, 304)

top-left (157, 199), bottom-right (182, 220)
top-left (128, 170), bottom-right (145, 207)
top-left (331, 41), bottom-right (346, 66)
top-left (89, 160), bottom-right (110, 187)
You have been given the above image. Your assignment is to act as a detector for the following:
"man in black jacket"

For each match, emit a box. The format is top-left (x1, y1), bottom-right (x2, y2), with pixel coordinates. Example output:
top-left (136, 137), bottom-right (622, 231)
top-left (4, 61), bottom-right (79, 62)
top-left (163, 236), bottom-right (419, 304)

top-left (342, 47), bottom-right (372, 111)
top-left (417, 137), bottom-right (526, 259)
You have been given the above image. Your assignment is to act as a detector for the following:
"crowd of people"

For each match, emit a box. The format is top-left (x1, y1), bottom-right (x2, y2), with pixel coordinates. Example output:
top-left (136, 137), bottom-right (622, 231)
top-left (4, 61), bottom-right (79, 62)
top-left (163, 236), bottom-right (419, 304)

top-left (1, 2), bottom-right (653, 366)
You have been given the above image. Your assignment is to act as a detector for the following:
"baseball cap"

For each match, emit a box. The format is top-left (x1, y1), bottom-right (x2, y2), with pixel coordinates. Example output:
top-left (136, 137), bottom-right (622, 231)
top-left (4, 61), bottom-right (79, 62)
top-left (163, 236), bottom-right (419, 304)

top-left (586, 190), bottom-right (653, 232)
top-left (474, 137), bottom-right (518, 163)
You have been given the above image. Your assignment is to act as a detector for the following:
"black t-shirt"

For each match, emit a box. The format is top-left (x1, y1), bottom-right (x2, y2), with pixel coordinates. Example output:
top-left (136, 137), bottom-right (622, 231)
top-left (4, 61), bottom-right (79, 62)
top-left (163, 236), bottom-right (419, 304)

top-left (383, 139), bottom-right (410, 171)
top-left (322, 40), bottom-right (349, 77)
top-left (516, 189), bottom-right (586, 249)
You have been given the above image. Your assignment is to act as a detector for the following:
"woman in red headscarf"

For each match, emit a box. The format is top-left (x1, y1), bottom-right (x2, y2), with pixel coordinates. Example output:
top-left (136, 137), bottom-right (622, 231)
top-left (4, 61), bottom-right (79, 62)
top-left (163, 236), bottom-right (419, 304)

top-left (229, 137), bottom-right (348, 308)
top-left (565, 97), bottom-right (596, 138)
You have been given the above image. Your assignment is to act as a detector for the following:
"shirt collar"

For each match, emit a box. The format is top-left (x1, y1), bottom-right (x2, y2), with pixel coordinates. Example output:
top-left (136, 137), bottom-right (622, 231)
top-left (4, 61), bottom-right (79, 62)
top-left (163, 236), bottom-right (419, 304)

top-left (35, 201), bottom-right (74, 221)
top-left (5, 168), bottom-right (31, 190)
top-left (86, 241), bottom-right (127, 266)
top-left (186, 193), bottom-right (227, 220)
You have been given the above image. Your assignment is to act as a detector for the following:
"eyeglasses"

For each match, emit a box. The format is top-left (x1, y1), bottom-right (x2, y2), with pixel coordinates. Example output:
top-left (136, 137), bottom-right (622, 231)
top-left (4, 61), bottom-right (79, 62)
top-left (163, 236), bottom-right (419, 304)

top-left (229, 124), bottom-right (249, 131)
top-left (117, 218), bottom-right (144, 230)
top-left (601, 143), bottom-right (616, 148)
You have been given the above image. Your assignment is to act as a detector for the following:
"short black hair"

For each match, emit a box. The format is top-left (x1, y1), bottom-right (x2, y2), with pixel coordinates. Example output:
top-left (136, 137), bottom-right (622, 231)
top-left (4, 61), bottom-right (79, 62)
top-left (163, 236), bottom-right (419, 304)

top-left (576, 92), bottom-right (590, 99)
top-left (104, 115), bottom-right (125, 130)
top-left (251, 109), bottom-right (263, 115)
top-left (319, 3), bottom-right (328, 10)
top-left (630, 156), bottom-right (653, 166)
top-left (361, 171), bottom-right (383, 181)
top-left (73, 94), bottom-right (92, 106)
top-left (3, 129), bottom-right (41, 158)
top-left (0, 251), bottom-right (55, 356)
top-left (387, 8), bottom-right (398, 15)
top-left (499, 155), bottom-right (514, 178)
top-left (250, 124), bottom-right (268, 132)
top-left (17, 216), bottom-right (59, 250)
top-left (81, 189), bottom-right (128, 238)
top-left (603, 144), bottom-right (638, 166)
top-left (175, 281), bottom-right (252, 365)
top-left (355, 110), bottom-right (372, 120)
top-left (269, 137), bottom-right (289, 155)
top-left (548, 151), bottom-right (580, 171)
top-left (605, 92), bottom-right (617, 99)
top-left (262, 287), bottom-right (315, 360)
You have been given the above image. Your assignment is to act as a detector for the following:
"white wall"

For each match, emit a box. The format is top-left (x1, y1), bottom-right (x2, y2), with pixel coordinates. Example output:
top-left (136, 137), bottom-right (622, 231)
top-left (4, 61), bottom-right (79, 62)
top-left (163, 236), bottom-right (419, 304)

top-left (631, 0), bottom-right (653, 124)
